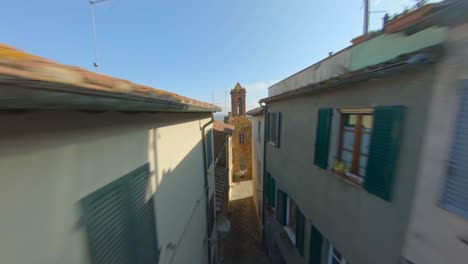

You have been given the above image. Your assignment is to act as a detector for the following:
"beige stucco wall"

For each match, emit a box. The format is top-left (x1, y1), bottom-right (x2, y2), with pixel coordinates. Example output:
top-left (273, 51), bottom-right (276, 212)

top-left (266, 68), bottom-right (435, 264)
top-left (250, 114), bottom-right (264, 226)
top-left (0, 111), bottom-right (215, 264)
top-left (402, 22), bottom-right (468, 264)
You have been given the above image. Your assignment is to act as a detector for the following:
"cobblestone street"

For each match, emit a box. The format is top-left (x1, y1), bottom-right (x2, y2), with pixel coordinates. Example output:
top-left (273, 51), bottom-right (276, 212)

top-left (223, 181), bottom-right (268, 264)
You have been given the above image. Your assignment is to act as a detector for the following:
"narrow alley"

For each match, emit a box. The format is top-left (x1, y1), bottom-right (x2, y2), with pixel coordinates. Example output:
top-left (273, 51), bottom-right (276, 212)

top-left (223, 181), bottom-right (268, 264)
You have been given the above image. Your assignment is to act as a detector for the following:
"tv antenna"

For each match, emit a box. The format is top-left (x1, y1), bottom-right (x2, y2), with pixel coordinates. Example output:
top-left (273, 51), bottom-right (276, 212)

top-left (88, 0), bottom-right (110, 71)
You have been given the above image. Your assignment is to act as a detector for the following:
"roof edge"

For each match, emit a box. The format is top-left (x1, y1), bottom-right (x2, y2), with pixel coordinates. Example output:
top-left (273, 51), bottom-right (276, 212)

top-left (260, 45), bottom-right (443, 104)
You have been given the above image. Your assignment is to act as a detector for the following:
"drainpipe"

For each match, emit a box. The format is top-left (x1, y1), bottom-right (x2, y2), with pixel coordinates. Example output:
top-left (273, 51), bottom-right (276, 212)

top-left (260, 103), bottom-right (268, 251)
top-left (201, 114), bottom-right (214, 264)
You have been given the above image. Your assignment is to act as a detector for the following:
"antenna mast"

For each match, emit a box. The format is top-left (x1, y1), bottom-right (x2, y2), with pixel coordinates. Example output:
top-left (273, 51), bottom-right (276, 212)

top-left (363, 0), bottom-right (369, 34)
top-left (88, 0), bottom-right (110, 71)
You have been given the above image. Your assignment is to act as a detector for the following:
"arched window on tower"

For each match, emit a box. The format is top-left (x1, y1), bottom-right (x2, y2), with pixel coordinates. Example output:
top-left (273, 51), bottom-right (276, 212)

top-left (237, 99), bottom-right (243, 115)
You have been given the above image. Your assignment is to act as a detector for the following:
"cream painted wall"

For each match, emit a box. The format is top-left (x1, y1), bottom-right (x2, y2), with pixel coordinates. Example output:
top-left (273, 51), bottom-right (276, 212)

top-left (266, 68), bottom-right (435, 264)
top-left (250, 114), bottom-right (264, 227)
top-left (402, 23), bottom-right (468, 264)
top-left (0, 111), bottom-right (214, 264)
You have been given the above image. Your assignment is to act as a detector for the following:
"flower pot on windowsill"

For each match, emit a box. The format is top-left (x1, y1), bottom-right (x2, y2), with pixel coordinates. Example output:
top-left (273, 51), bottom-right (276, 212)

top-left (384, 5), bottom-right (433, 34)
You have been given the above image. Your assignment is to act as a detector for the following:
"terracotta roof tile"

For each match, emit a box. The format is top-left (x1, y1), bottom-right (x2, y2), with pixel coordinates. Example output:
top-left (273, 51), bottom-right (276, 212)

top-left (213, 121), bottom-right (234, 133)
top-left (246, 107), bottom-right (264, 117)
top-left (227, 116), bottom-right (251, 127)
top-left (0, 44), bottom-right (220, 112)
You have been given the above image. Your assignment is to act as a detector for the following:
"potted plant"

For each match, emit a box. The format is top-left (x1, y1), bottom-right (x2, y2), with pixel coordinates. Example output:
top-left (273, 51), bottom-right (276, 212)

top-left (384, 4), bottom-right (433, 33)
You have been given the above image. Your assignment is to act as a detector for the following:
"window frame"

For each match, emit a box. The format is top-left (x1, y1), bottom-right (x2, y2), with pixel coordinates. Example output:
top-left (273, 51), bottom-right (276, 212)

top-left (239, 133), bottom-right (245, 144)
top-left (327, 242), bottom-right (348, 264)
top-left (335, 108), bottom-right (373, 184)
top-left (239, 157), bottom-right (246, 171)
top-left (284, 197), bottom-right (297, 245)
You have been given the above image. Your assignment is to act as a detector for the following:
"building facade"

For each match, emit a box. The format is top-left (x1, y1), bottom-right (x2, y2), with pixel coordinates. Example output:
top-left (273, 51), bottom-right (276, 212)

top-left (0, 45), bottom-right (221, 264)
top-left (261, 2), bottom-right (468, 264)
top-left (247, 107), bottom-right (265, 227)
top-left (227, 83), bottom-right (253, 182)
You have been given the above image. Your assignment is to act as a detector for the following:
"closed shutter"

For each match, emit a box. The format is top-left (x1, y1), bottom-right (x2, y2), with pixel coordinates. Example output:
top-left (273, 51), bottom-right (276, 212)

top-left (81, 177), bottom-right (133, 264)
top-left (295, 208), bottom-right (305, 256)
top-left (269, 177), bottom-right (276, 208)
top-left (275, 112), bottom-right (282, 147)
top-left (128, 164), bottom-right (159, 264)
top-left (264, 173), bottom-right (270, 200)
top-left (309, 226), bottom-right (323, 264)
top-left (443, 84), bottom-right (468, 218)
top-left (81, 164), bottom-right (159, 264)
top-left (314, 108), bottom-right (333, 169)
top-left (206, 129), bottom-right (213, 167)
top-left (277, 190), bottom-right (287, 225)
top-left (266, 112), bottom-right (270, 142)
top-left (364, 106), bottom-right (406, 201)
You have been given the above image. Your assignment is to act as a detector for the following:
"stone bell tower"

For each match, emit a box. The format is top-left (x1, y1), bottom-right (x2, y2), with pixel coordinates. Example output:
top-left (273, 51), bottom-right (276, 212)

top-left (230, 82), bottom-right (246, 116)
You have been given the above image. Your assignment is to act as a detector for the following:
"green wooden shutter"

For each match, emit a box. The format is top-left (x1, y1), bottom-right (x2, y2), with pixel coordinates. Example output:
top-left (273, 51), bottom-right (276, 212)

top-left (128, 164), bottom-right (160, 264)
top-left (314, 108), bottom-right (333, 169)
top-left (309, 226), bottom-right (323, 264)
top-left (364, 106), bottom-right (406, 201)
top-left (276, 190), bottom-right (287, 225)
top-left (266, 112), bottom-right (270, 142)
top-left (81, 164), bottom-right (159, 264)
top-left (206, 129), bottom-right (213, 167)
top-left (295, 208), bottom-right (305, 256)
top-left (269, 177), bottom-right (276, 208)
top-left (276, 112), bottom-right (282, 147)
top-left (81, 177), bottom-right (133, 264)
top-left (276, 189), bottom-right (281, 222)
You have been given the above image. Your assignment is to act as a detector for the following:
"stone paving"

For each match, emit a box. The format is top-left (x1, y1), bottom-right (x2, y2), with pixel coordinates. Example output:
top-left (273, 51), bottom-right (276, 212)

top-left (222, 181), bottom-right (269, 264)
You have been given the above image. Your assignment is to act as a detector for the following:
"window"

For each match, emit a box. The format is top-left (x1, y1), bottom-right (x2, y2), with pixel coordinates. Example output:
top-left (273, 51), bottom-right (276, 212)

top-left (240, 157), bottom-right (246, 170)
top-left (239, 133), bottom-right (245, 144)
top-left (328, 243), bottom-right (348, 264)
top-left (257, 121), bottom-right (262, 142)
top-left (285, 197), bottom-right (298, 244)
top-left (81, 164), bottom-right (159, 264)
top-left (336, 109), bottom-right (373, 184)
top-left (314, 106), bottom-right (406, 201)
top-left (277, 190), bottom-right (305, 255)
top-left (267, 112), bottom-right (281, 147)
top-left (206, 129), bottom-right (213, 167)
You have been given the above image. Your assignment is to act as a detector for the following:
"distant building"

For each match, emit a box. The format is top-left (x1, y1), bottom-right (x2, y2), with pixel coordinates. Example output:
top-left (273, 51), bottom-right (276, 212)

top-left (227, 83), bottom-right (252, 182)
top-left (260, 2), bottom-right (468, 264)
top-left (0, 44), bottom-right (221, 264)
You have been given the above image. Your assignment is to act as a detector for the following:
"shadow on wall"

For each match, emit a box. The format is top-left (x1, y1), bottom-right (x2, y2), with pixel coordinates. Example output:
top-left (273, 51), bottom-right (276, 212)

top-left (78, 126), bottom-right (211, 264)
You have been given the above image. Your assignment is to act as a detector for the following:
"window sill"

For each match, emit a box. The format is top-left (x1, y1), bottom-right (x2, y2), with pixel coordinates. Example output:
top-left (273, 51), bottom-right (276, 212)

top-left (325, 169), bottom-right (363, 189)
top-left (283, 226), bottom-right (296, 246)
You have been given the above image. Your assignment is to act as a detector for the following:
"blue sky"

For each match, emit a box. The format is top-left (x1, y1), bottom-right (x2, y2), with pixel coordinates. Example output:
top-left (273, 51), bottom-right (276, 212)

top-left (1, 0), bottom-right (437, 114)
